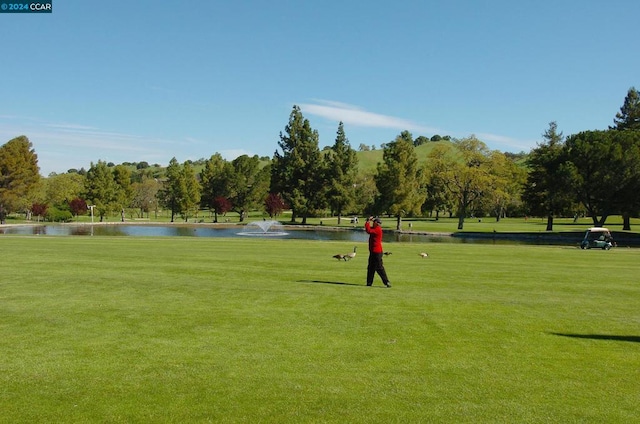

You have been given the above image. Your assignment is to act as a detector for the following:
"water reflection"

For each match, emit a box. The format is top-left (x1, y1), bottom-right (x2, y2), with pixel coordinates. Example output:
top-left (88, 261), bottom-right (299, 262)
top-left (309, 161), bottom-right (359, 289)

top-left (0, 224), bottom-right (577, 245)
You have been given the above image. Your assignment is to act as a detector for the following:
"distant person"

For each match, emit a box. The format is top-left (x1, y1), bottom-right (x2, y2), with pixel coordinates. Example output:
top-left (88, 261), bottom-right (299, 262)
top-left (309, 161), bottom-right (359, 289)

top-left (364, 216), bottom-right (391, 288)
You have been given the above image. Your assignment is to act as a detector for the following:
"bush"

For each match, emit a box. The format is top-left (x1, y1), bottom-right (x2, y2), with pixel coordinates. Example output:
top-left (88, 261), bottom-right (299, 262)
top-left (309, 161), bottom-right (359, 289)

top-left (45, 207), bottom-right (73, 223)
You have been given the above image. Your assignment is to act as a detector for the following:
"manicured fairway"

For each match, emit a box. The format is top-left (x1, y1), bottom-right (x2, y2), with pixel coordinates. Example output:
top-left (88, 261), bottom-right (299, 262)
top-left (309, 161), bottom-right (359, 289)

top-left (1, 236), bottom-right (638, 423)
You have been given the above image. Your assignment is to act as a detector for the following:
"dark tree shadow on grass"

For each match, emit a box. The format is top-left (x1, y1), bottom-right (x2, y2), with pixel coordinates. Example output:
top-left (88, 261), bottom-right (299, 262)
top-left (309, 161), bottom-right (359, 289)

top-left (550, 332), bottom-right (640, 343)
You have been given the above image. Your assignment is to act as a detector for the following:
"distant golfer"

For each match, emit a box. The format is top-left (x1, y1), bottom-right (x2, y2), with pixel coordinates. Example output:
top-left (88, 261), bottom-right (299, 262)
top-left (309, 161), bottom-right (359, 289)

top-left (365, 216), bottom-right (391, 288)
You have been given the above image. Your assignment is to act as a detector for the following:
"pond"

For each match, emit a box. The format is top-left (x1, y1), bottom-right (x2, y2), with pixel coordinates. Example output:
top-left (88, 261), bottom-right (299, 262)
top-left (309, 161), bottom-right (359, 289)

top-left (0, 222), bottom-right (584, 246)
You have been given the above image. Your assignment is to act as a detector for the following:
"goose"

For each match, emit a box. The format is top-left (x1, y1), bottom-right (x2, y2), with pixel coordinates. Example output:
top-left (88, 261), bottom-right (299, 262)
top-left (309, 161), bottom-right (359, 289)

top-left (345, 246), bottom-right (357, 260)
top-left (332, 253), bottom-right (347, 261)
top-left (419, 252), bottom-right (429, 258)
top-left (383, 251), bottom-right (392, 256)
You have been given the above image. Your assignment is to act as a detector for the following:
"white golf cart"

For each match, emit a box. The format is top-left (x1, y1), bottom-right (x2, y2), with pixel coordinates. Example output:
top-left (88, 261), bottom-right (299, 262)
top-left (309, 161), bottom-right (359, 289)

top-left (580, 227), bottom-right (615, 250)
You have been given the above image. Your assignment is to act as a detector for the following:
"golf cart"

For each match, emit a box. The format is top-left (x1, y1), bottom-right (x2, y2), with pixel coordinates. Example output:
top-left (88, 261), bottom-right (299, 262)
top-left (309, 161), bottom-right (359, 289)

top-left (580, 227), bottom-right (615, 250)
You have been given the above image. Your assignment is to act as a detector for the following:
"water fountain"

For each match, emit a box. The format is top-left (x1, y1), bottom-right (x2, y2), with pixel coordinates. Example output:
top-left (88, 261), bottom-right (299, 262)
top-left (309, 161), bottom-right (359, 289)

top-left (238, 220), bottom-right (288, 236)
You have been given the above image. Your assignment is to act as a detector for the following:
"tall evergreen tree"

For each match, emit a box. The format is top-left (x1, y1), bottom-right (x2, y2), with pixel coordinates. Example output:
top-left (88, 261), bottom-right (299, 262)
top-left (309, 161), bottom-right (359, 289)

top-left (271, 105), bottom-right (323, 224)
top-left (611, 87), bottom-right (640, 131)
top-left (325, 122), bottom-right (358, 224)
top-left (523, 122), bottom-right (574, 230)
top-left (374, 131), bottom-right (423, 230)
top-left (0, 135), bottom-right (40, 221)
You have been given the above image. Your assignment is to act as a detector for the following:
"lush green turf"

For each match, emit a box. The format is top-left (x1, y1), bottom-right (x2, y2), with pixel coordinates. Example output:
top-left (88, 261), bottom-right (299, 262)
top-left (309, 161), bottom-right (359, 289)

top-left (1, 236), bottom-right (639, 422)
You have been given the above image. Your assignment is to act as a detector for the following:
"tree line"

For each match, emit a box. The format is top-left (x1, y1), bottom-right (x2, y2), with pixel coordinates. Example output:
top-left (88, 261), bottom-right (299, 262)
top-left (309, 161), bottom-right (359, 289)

top-left (1, 87), bottom-right (639, 230)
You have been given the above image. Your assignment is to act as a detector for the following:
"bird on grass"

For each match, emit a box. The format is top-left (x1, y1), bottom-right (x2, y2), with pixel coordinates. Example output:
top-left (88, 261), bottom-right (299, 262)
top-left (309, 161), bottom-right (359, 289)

top-left (419, 252), bottom-right (429, 258)
top-left (333, 246), bottom-right (357, 261)
top-left (345, 246), bottom-right (357, 260)
top-left (383, 251), bottom-right (392, 256)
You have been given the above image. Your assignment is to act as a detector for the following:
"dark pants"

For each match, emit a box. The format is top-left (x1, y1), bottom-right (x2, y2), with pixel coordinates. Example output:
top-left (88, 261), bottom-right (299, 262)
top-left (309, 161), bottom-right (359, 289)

top-left (367, 252), bottom-right (389, 286)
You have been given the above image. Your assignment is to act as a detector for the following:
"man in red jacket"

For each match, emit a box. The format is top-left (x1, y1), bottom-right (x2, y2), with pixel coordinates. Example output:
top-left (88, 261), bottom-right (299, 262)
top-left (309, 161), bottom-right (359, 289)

top-left (364, 216), bottom-right (391, 288)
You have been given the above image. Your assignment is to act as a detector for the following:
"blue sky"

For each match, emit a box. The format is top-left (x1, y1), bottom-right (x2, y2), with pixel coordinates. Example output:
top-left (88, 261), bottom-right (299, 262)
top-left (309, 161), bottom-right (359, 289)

top-left (1, 1), bottom-right (639, 175)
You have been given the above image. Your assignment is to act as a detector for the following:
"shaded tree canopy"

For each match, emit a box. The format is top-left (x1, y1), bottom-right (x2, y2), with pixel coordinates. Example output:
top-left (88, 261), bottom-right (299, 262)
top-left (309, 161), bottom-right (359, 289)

top-left (523, 122), bottom-right (574, 230)
top-left (564, 129), bottom-right (640, 227)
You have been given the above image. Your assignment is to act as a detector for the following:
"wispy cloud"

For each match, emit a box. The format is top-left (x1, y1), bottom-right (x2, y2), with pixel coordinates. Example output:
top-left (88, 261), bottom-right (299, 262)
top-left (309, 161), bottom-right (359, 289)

top-left (0, 116), bottom-right (175, 174)
top-left (298, 100), bottom-right (535, 151)
top-left (299, 100), bottom-right (438, 133)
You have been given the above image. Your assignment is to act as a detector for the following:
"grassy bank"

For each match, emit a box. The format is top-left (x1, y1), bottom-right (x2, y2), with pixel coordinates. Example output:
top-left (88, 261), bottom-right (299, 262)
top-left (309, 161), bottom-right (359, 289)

top-left (1, 236), bottom-right (639, 422)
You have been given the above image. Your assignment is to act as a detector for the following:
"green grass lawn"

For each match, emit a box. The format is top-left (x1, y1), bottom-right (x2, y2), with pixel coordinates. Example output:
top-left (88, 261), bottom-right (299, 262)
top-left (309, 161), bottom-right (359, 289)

top-left (1, 236), bottom-right (639, 423)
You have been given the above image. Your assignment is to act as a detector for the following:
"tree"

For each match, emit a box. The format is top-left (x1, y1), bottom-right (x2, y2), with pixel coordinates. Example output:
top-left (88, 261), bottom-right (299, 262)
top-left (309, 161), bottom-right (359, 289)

top-left (69, 197), bottom-right (87, 220)
top-left (413, 135), bottom-right (430, 146)
top-left (486, 150), bottom-right (527, 221)
top-left (523, 122), bottom-right (574, 230)
top-left (84, 160), bottom-right (118, 222)
top-left (441, 136), bottom-right (493, 230)
top-left (227, 155), bottom-right (270, 222)
top-left (113, 165), bottom-right (133, 221)
top-left (265, 193), bottom-right (286, 218)
top-left (181, 161), bottom-right (201, 222)
top-left (212, 196), bottom-right (232, 219)
top-left (158, 158), bottom-right (184, 222)
top-left (271, 105), bottom-right (323, 224)
top-left (0, 136), bottom-right (41, 218)
top-left (31, 202), bottom-right (48, 222)
top-left (43, 173), bottom-right (85, 209)
top-left (324, 122), bottom-right (358, 224)
top-left (611, 87), bottom-right (640, 131)
top-left (200, 153), bottom-right (232, 222)
top-left (564, 130), bottom-right (640, 227)
top-left (373, 131), bottom-right (424, 230)
top-left (131, 178), bottom-right (160, 219)
top-left (424, 143), bottom-right (455, 219)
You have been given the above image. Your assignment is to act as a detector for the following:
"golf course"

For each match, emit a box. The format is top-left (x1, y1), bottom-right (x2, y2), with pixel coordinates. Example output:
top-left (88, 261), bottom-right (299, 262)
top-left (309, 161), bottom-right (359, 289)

top-left (1, 233), bottom-right (638, 422)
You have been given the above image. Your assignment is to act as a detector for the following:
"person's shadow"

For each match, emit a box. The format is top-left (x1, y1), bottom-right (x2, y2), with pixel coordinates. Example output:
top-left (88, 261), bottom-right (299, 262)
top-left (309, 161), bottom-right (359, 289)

top-left (297, 279), bottom-right (369, 287)
top-left (550, 332), bottom-right (640, 343)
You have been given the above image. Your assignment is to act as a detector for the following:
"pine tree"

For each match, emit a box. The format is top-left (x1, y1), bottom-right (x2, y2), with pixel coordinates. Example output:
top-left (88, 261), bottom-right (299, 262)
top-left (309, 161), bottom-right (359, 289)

top-left (325, 122), bottom-right (358, 224)
top-left (611, 87), bottom-right (640, 131)
top-left (523, 122), bottom-right (574, 230)
top-left (271, 106), bottom-right (322, 224)
top-left (374, 131), bottom-right (423, 230)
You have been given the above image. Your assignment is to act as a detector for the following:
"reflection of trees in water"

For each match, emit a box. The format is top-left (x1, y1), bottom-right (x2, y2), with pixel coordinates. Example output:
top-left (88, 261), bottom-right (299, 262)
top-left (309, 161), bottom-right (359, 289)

top-left (0, 224), bottom-right (588, 246)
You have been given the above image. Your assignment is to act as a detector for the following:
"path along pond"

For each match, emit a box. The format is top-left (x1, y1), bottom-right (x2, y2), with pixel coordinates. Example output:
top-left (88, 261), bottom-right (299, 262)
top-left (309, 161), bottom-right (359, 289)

top-left (0, 222), bottom-right (588, 247)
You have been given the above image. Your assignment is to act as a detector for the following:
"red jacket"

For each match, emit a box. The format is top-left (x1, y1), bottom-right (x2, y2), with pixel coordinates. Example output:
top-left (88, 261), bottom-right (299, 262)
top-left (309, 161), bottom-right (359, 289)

top-left (365, 222), bottom-right (383, 253)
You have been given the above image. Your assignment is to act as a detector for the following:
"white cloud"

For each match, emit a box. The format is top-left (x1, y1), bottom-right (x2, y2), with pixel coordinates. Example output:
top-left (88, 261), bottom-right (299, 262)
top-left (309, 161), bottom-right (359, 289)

top-left (298, 100), bottom-right (535, 151)
top-left (299, 100), bottom-right (438, 133)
